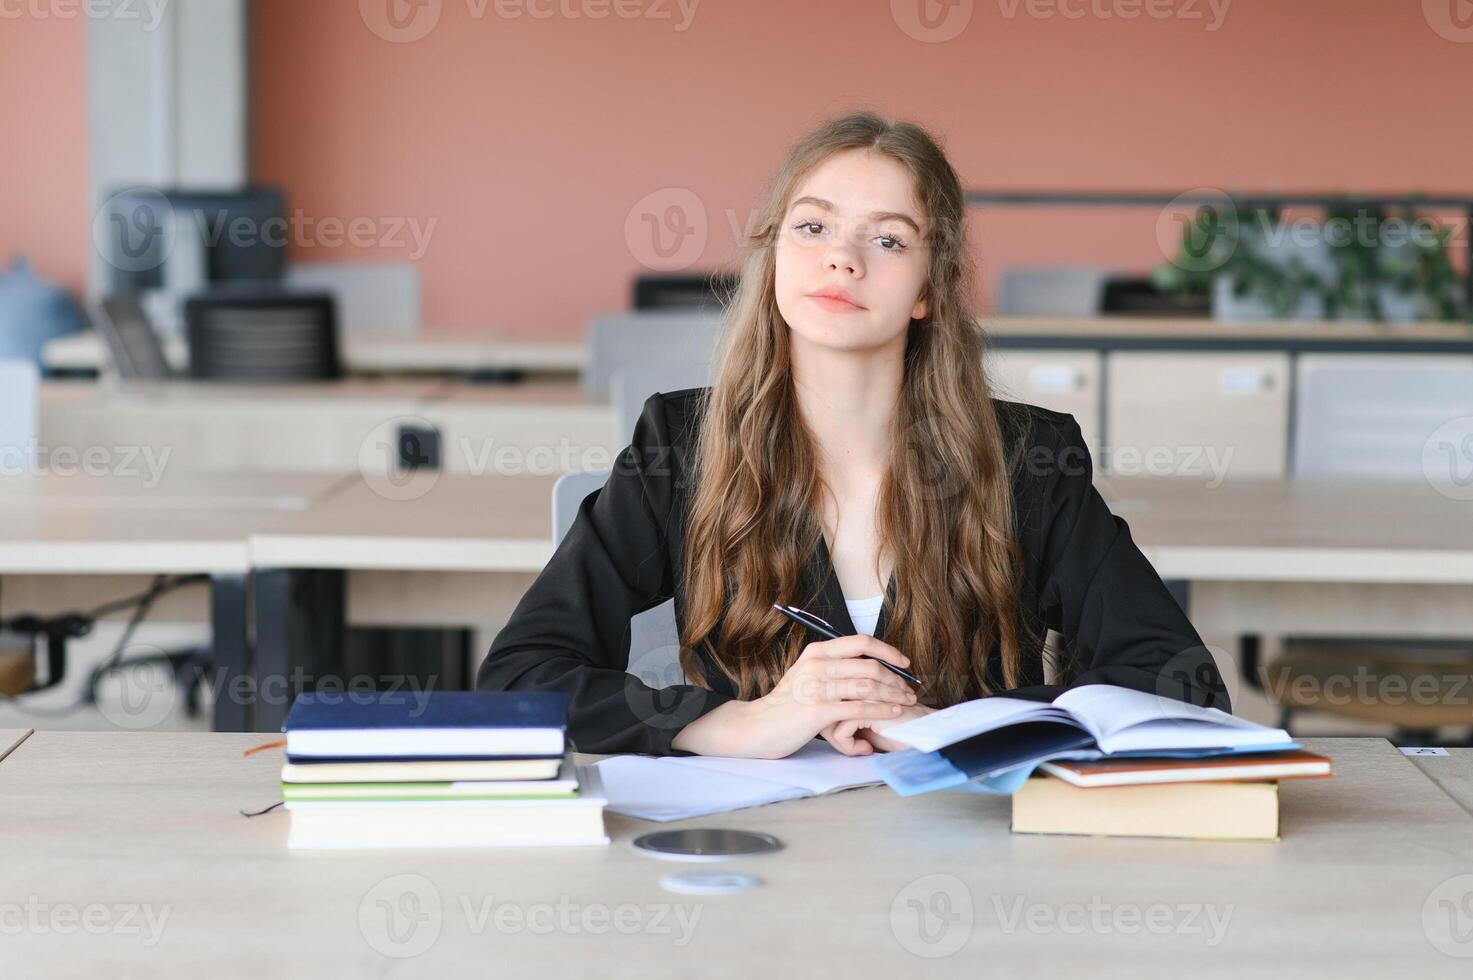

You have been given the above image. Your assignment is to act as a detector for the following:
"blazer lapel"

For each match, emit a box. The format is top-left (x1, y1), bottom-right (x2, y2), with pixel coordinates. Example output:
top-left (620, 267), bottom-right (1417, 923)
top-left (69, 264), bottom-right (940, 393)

top-left (811, 533), bottom-right (898, 641)
top-left (810, 533), bottom-right (858, 636)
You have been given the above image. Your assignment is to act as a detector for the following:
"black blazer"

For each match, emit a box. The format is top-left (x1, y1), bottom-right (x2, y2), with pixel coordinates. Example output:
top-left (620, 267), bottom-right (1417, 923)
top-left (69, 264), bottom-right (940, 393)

top-left (477, 387), bottom-right (1229, 754)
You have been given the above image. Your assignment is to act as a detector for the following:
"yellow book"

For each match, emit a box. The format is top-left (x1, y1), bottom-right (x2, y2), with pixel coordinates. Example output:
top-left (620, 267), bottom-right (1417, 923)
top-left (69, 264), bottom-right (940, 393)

top-left (1011, 775), bottom-right (1280, 841)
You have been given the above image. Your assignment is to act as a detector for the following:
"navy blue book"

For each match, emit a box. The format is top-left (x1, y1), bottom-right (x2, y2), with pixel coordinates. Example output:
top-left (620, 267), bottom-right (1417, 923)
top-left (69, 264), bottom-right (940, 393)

top-left (282, 691), bottom-right (568, 759)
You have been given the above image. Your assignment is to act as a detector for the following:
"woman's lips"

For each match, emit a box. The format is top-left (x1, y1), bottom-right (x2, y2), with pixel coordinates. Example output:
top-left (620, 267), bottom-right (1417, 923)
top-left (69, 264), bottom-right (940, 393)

top-left (808, 294), bottom-right (866, 313)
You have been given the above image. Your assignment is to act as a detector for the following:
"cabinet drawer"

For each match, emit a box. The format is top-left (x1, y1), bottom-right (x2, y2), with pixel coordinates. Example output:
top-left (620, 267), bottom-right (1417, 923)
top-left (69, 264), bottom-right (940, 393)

top-left (1106, 352), bottom-right (1289, 479)
top-left (985, 348), bottom-right (1102, 458)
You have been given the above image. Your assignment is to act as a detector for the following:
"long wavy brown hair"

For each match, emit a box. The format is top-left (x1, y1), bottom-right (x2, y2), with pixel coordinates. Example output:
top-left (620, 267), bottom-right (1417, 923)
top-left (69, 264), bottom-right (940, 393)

top-left (678, 111), bottom-right (1035, 708)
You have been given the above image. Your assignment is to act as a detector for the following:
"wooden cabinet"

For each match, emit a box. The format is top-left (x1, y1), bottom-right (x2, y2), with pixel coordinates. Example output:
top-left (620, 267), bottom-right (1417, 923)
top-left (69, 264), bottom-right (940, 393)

top-left (985, 348), bottom-right (1102, 461)
top-left (1106, 352), bottom-right (1290, 479)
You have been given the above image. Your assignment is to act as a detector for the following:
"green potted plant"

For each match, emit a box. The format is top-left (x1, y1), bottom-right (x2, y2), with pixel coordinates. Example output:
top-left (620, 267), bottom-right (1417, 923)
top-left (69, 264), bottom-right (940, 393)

top-left (1154, 199), bottom-right (1467, 325)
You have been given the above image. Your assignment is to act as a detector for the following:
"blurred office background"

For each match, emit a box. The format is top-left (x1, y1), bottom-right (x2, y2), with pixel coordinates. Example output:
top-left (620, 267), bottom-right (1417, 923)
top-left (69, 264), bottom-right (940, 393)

top-left (1, 0), bottom-right (1471, 742)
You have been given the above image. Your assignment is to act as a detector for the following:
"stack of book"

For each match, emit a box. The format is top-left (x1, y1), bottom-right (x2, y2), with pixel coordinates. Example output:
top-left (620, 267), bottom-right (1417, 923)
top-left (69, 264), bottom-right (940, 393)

top-left (280, 691), bottom-right (609, 849)
top-left (872, 684), bottom-right (1333, 841)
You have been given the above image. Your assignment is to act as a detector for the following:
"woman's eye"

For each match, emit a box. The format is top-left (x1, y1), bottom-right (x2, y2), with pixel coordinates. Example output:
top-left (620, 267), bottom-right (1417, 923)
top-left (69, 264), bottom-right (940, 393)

top-left (793, 220), bottom-right (824, 237)
top-left (875, 234), bottom-right (908, 252)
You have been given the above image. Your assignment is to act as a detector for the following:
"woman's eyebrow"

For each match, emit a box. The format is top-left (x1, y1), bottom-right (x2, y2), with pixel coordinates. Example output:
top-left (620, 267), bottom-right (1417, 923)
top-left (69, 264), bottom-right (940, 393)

top-left (789, 195), bottom-right (922, 235)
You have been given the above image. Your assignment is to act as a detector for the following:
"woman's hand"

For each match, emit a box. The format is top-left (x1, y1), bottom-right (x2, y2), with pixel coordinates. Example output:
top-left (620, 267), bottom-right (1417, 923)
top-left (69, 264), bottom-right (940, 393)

top-left (671, 634), bottom-right (917, 759)
top-left (824, 703), bottom-right (937, 755)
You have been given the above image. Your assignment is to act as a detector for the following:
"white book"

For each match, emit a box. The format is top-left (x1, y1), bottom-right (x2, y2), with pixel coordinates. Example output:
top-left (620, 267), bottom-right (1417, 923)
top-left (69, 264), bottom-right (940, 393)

top-left (285, 727), bottom-right (564, 759)
top-left (883, 684), bottom-right (1289, 754)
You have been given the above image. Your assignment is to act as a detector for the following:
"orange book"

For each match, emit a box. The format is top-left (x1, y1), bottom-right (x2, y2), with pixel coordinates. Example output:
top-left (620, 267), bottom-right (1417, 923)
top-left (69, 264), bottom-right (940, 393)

top-left (1039, 750), bottom-right (1332, 788)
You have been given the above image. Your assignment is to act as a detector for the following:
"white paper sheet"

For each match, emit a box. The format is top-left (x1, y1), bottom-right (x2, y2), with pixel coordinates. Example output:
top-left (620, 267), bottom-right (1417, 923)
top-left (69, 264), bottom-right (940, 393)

top-left (594, 741), bottom-right (883, 821)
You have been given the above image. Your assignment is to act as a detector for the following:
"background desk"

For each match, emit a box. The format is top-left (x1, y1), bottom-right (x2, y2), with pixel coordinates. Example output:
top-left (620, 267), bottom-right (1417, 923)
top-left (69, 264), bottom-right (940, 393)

top-left (42, 331), bottom-right (585, 379)
top-left (1097, 476), bottom-right (1473, 709)
top-left (241, 473), bottom-right (1473, 731)
top-left (0, 733), bottom-right (1469, 978)
top-left (39, 379), bottom-right (615, 474)
top-left (0, 472), bottom-right (353, 732)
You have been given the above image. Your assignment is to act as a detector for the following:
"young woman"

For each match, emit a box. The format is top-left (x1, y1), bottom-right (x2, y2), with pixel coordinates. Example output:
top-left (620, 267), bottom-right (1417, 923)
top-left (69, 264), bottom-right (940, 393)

top-left (478, 112), bottom-right (1228, 758)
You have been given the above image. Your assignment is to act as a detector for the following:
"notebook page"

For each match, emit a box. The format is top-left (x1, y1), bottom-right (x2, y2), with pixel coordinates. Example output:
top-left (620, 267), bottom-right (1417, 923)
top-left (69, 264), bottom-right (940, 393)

top-left (593, 756), bottom-right (807, 821)
top-left (1053, 685), bottom-right (1288, 752)
top-left (880, 697), bottom-right (1075, 753)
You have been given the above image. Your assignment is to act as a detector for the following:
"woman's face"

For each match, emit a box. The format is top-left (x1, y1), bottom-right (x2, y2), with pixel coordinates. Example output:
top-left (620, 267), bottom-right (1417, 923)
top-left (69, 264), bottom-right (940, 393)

top-left (774, 148), bottom-right (931, 354)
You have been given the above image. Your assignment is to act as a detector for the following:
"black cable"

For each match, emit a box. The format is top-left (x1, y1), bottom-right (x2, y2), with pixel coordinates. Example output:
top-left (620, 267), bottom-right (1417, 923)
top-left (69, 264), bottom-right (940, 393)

top-left (0, 574), bottom-right (209, 715)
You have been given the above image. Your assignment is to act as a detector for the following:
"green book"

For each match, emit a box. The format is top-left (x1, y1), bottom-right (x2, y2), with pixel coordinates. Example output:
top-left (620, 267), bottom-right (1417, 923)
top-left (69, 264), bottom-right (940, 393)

top-left (282, 782), bottom-right (579, 802)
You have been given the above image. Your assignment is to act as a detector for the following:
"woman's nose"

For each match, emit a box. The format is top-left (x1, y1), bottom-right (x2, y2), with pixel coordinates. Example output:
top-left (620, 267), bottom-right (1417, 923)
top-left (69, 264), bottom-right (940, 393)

top-left (825, 242), bottom-right (862, 276)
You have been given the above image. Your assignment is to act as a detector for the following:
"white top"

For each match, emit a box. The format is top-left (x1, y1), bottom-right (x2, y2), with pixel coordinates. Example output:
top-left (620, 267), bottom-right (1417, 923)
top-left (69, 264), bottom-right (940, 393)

top-left (844, 593), bottom-right (885, 636)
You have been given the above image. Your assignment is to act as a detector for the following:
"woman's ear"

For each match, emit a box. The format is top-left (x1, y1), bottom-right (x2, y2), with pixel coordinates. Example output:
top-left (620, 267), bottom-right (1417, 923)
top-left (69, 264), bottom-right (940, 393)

top-left (911, 290), bottom-right (929, 321)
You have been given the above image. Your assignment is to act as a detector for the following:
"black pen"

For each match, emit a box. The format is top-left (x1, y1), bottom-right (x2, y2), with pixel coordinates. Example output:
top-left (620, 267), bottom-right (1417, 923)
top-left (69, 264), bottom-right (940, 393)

top-left (771, 603), bottom-right (922, 686)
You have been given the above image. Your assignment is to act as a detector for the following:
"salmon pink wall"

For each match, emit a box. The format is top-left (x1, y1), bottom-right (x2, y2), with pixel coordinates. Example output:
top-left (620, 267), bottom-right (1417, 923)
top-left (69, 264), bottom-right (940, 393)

top-left (0, 15), bottom-right (87, 294)
top-left (9, 3), bottom-right (1466, 334)
top-left (251, 0), bottom-right (1471, 340)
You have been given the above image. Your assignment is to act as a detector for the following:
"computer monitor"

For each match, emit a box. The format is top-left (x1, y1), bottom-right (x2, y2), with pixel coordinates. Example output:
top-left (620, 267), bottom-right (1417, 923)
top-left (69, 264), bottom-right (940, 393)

top-left (99, 188), bottom-right (288, 294)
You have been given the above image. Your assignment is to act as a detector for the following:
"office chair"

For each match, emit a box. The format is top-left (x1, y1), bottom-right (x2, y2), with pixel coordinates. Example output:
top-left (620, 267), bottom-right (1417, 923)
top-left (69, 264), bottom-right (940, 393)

top-left (286, 262), bottom-right (420, 336)
top-left (185, 291), bottom-right (341, 382)
top-left (610, 363), bottom-right (714, 447)
top-left (995, 267), bottom-right (1110, 316)
top-left (551, 471), bottom-right (685, 692)
top-left (583, 311), bottom-right (722, 398)
top-left (1099, 276), bottom-right (1212, 317)
top-left (632, 272), bottom-right (738, 312)
top-left (1267, 359), bottom-right (1473, 742)
top-left (93, 294), bottom-right (175, 380)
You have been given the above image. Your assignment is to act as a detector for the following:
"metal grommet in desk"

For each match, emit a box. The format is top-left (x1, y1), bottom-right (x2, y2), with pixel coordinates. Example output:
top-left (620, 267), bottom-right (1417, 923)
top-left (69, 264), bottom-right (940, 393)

top-left (632, 828), bottom-right (784, 861)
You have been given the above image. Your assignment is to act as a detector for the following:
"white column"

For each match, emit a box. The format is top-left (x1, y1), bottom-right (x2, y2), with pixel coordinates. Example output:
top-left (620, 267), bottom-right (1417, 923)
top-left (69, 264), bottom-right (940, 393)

top-left (87, 0), bottom-right (248, 297)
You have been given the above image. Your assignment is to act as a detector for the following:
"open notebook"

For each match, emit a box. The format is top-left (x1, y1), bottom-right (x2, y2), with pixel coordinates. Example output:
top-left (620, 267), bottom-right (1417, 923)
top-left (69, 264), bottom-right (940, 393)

top-left (883, 684), bottom-right (1288, 754)
top-left (593, 741), bottom-right (882, 821)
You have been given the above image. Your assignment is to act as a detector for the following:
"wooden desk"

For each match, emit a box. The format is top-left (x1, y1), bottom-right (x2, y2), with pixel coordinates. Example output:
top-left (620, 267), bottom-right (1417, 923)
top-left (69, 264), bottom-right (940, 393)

top-left (0, 728), bottom-right (33, 763)
top-left (1410, 748), bottom-right (1473, 819)
top-left (0, 733), bottom-right (1469, 977)
top-left (42, 331), bottom-right (585, 378)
